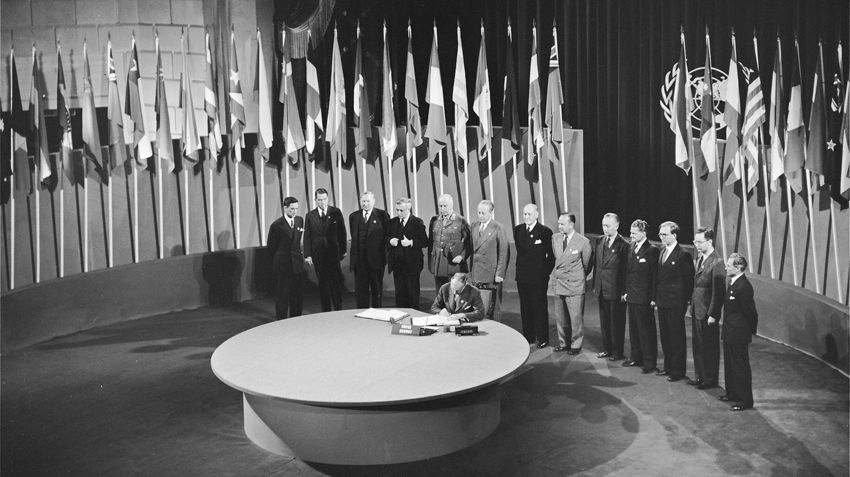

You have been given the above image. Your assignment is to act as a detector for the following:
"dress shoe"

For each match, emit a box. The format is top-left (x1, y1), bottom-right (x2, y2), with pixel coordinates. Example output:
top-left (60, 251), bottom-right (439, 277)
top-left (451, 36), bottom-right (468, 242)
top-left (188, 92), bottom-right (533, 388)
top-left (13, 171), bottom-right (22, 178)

top-left (622, 361), bottom-right (640, 367)
top-left (697, 382), bottom-right (718, 390)
top-left (567, 349), bottom-right (581, 355)
top-left (596, 352), bottom-right (611, 358)
top-left (666, 376), bottom-right (683, 382)
top-left (731, 404), bottom-right (751, 411)
top-left (537, 342), bottom-right (548, 349)
top-left (553, 345), bottom-right (568, 352)
top-left (642, 368), bottom-right (659, 374)
top-left (686, 378), bottom-right (703, 386)
top-left (608, 355), bottom-right (626, 361)
top-left (655, 369), bottom-right (670, 376)
top-left (718, 395), bottom-right (732, 402)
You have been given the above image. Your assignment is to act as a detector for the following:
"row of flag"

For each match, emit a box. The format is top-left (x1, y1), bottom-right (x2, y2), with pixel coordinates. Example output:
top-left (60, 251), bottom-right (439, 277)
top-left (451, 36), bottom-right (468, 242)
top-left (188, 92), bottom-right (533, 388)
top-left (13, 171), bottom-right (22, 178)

top-left (670, 28), bottom-right (850, 207)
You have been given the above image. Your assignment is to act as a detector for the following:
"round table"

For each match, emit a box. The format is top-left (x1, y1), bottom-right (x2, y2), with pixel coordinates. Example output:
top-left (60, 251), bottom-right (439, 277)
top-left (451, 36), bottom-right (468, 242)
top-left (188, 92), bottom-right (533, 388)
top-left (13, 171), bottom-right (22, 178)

top-left (211, 309), bottom-right (529, 465)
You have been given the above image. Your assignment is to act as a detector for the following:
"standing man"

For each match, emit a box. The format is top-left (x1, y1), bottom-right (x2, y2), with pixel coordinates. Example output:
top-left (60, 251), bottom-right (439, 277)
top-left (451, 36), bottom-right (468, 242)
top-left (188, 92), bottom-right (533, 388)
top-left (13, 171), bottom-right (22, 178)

top-left (303, 188), bottom-right (347, 312)
top-left (549, 213), bottom-right (592, 354)
top-left (267, 197), bottom-right (306, 320)
top-left (720, 253), bottom-right (758, 411)
top-left (654, 221), bottom-right (695, 382)
top-left (468, 200), bottom-right (510, 320)
top-left (387, 198), bottom-right (428, 309)
top-left (349, 191), bottom-right (390, 308)
top-left (622, 219), bottom-right (660, 373)
top-left (591, 213), bottom-right (629, 360)
top-left (688, 227), bottom-right (725, 390)
top-left (428, 194), bottom-right (471, 289)
top-left (514, 204), bottom-right (555, 347)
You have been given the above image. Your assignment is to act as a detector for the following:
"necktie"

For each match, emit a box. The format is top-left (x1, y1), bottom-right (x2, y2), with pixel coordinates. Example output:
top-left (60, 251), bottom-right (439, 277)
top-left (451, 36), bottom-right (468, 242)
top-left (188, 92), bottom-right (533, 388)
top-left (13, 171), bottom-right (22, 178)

top-left (634, 243), bottom-right (640, 253)
top-left (661, 248), bottom-right (668, 264)
top-left (320, 209), bottom-right (325, 219)
top-left (401, 218), bottom-right (406, 228)
top-left (480, 223), bottom-right (485, 233)
top-left (562, 237), bottom-right (568, 251)
top-left (697, 256), bottom-right (704, 270)
top-left (363, 211), bottom-right (369, 222)
top-left (608, 237), bottom-right (613, 248)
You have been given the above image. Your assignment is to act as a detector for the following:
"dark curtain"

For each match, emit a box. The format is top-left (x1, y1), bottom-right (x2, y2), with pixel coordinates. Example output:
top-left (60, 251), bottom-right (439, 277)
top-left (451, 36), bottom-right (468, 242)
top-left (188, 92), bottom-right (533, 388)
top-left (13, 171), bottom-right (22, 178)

top-left (280, 0), bottom-right (849, 241)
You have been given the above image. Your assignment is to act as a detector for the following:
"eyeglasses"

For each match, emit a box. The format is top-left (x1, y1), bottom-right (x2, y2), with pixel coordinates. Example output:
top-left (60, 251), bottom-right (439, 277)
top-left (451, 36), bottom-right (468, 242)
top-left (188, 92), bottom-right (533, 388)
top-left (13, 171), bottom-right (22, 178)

top-left (658, 232), bottom-right (671, 237)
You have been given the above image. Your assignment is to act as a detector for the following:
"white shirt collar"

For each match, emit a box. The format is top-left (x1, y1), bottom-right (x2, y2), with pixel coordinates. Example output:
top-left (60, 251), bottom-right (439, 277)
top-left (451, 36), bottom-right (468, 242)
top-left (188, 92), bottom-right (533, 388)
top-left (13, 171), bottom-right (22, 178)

top-left (730, 273), bottom-right (743, 285)
top-left (665, 242), bottom-right (677, 253)
top-left (633, 238), bottom-right (645, 250)
top-left (566, 231), bottom-right (575, 243)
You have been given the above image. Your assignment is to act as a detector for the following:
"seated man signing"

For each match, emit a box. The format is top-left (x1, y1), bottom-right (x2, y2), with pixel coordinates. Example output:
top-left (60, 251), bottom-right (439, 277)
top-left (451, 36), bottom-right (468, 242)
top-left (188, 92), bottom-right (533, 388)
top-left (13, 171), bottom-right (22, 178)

top-left (429, 273), bottom-right (485, 323)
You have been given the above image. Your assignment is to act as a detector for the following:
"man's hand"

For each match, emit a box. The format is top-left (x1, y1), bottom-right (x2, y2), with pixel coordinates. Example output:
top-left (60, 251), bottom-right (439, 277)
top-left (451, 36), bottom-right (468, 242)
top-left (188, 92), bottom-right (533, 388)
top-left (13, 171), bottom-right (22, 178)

top-left (305, 257), bottom-right (313, 266)
top-left (621, 294), bottom-right (628, 302)
top-left (449, 313), bottom-right (465, 321)
top-left (401, 236), bottom-right (413, 247)
top-left (452, 255), bottom-right (464, 264)
top-left (389, 238), bottom-right (399, 247)
top-left (438, 308), bottom-right (451, 317)
top-left (707, 316), bottom-right (717, 326)
top-left (495, 276), bottom-right (504, 283)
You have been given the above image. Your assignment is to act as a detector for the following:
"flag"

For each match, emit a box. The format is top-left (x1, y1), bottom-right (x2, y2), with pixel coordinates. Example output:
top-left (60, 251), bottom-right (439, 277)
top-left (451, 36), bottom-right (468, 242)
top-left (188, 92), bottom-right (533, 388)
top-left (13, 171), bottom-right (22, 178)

top-left (768, 36), bottom-right (785, 190)
top-left (180, 31), bottom-right (201, 164)
top-left (544, 23), bottom-right (564, 163)
top-left (527, 23), bottom-right (544, 162)
top-left (82, 41), bottom-right (105, 176)
top-left (697, 30), bottom-right (715, 179)
top-left (501, 22), bottom-right (521, 170)
top-left (279, 36), bottom-right (305, 164)
top-left (229, 28), bottom-right (246, 156)
top-left (840, 79), bottom-right (850, 199)
top-left (204, 31), bottom-right (222, 167)
top-left (353, 23), bottom-right (372, 165)
top-left (304, 38), bottom-right (323, 156)
top-left (741, 33), bottom-right (766, 192)
top-left (254, 28), bottom-right (272, 161)
top-left (826, 43), bottom-right (847, 208)
top-left (126, 34), bottom-right (153, 165)
top-left (379, 22), bottom-right (397, 162)
top-left (107, 38), bottom-right (128, 174)
top-left (155, 34), bottom-right (174, 172)
top-left (805, 39), bottom-right (827, 195)
top-left (670, 30), bottom-right (694, 173)
top-left (56, 44), bottom-right (76, 183)
top-left (29, 45), bottom-right (51, 184)
top-left (405, 21), bottom-right (423, 168)
top-left (425, 22), bottom-right (448, 163)
top-left (8, 48), bottom-right (29, 192)
top-left (473, 21), bottom-right (492, 159)
top-left (326, 24), bottom-right (347, 168)
top-left (722, 32), bottom-right (742, 184)
top-left (452, 22), bottom-right (468, 169)
top-left (784, 37), bottom-right (805, 193)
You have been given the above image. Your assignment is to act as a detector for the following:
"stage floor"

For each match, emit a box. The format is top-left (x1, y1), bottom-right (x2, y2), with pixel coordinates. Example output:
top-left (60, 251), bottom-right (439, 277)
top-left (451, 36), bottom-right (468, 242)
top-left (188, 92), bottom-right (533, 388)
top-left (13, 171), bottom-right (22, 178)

top-left (2, 290), bottom-right (847, 475)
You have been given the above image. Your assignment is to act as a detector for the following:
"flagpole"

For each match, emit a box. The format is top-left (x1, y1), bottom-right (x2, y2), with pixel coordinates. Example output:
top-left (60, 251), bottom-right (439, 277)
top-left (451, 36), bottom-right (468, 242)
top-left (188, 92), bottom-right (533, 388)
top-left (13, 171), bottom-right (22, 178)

top-left (803, 168), bottom-right (820, 293)
top-left (740, 154), bottom-right (754, 268)
top-left (132, 160), bottom-right (140, 260)
top-left (158, 149), bottom-right (164, 258)
top-left (438, 150), bottom-right (444, 195)
top-left (412, 150), bottom-right (419, 216)
top-left (752, 34), bottom-right (776, 278)
top-left (463, 143), bottom-right (469, 217)
top-left (84, 173), bottom-right (89, 272)
top-left (828, 199), bottom-right (844, 300)
top-left (388, 154), bottom-right (395, 211)
top-left (208, 153), bottom-right (214, 252)
top-left (362, 157), bottom-right (367, 190)
top-left (59, 155), bottom-right (65, 277)
top-left (285, 156), bottom-right (290, 196)
top-left (35, 148), bottom-right (40, 282)
top-left (234, 139), bottom-right (241, 249)
top-left (311, 160), bottom-right (316, 208)
top-left (9, 81), bottom-right (15, 286)
top-left (559, 141), bottom-right (568, 211)
top-left (184, 164), bottom-right (190, 252)
top-left (536, 142), bottom-right (544, 224)
top-left (259, 151), bottom-right (265, 246)
top-left (681, 30), bottom-right (702, 229)
top-left (337, 154), bottom-right (342, 214)
top-left (513, 153), bottom-right (519, 224)
top-left (486, 151), bottom-right (493, 198)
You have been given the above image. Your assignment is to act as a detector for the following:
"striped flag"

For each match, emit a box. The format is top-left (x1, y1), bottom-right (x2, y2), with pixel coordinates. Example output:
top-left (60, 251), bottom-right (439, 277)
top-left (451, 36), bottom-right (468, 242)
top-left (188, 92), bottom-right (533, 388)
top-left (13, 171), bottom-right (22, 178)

top-left (768, 36), bottom-right (785, 190)
top-left (473, 21), bottom-right (492, 159)
top-left (29, 45), bottom-right (51, 184)
top-left (325, 24), bottom-right (347, 168)
top-left (697, 29), bottom-right (715, 179)
top-left (204, 31), bottom-right (222, 166)
top-left (126, 34), bottom-right (153, 165)
top-left (805, 39), bottom-right (827, 194)
top-left (722, 32), bottom-right (742, 184)
top-left (544, 23), bottom-right (564, 162)
top-left (784, 37), bottom-right (805, 193)
top-left (840, 78), bottom-right (850, 199)
top-left (425, 22), bottom-right (448, 162)
top-left (826, 43), bottom-right (847, 207)
top-left (154, 34), bottom-right (174, 172)
top-left (107, 37), bottom-right (128, 173)
top-left (304, 38), bottom-right (323, 156)
top-left (500, 22), bottom-right (520, 170)
top-left (180, 31), bottom-right (201, 163)
top-left (354, 23), bottom-right (372, 165)
top-left (405, 21), bottom-right (423, 167)
top-left (254, 28), bottom-right (272, 162)
top-left (56, 44), bottom-right (76, 183)
top-left (452, 21), bottom-right (468, 167)
top-left (671, 30), bottom-right (694, 173)
top-left (279, 37), bottom-right (305, 164)
top-left (527, 23), bottom-right (544, 161)
top-left (82, 41), bottom-right (105, 176)
top-left (379, 22), bottom-right (397, 162)
top-left (740, 34), bottom-right (765, 192)
top-left (229, 28), bottom-right (246, 156)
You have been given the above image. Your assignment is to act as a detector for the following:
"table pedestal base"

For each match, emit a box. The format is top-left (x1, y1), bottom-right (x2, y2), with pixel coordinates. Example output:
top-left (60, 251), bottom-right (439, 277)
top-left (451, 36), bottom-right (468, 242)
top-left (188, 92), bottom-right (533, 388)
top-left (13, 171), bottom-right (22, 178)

top-left (243, 386), bottom-right (501, 465)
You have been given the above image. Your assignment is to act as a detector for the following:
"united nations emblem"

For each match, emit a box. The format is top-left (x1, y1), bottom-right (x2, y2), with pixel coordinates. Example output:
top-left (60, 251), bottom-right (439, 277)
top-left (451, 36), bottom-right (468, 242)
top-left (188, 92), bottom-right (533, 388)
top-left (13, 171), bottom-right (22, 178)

top-left (659, 63), bottom-right (735, 134)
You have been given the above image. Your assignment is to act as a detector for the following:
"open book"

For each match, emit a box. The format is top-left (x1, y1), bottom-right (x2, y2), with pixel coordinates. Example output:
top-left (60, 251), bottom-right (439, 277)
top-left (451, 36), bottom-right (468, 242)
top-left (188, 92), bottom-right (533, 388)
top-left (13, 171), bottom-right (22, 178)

top-left (354, 308), bottom-right (410, 323)
top-left (410, 315), bottom-right (461, 327)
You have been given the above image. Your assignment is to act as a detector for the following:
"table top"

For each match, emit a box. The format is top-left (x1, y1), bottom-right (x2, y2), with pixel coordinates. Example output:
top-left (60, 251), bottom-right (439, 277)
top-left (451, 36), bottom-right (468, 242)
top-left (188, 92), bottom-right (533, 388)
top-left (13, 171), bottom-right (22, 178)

top-left (211, 310), bottom-right (529, 406)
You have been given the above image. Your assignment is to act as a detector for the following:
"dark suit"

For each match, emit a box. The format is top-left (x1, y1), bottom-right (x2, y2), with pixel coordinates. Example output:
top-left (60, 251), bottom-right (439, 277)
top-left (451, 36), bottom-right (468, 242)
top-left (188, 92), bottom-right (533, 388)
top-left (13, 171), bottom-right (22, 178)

top-left (267, 215), bottom-right (306, 319)
top-left (387, 214), bottom-right (428, 309)
top-left (514, 222), bottom-right (555, 343)
top-left (591, 234), bottom-right (629, 357)
top-left (690, 250), bottom-right (726, 385)
top-left (303, 206), bottom-right (347, 311)
top-left (349, 208), bottom-right (390, 308)
top-left (624, 240), bottom-right (659, 370)
top-left (429, 283), bottom-right (485, 322)
top-left (722, 274), bottom-right (758, 408)
top-left (654, 244), bottom-right (695, 378)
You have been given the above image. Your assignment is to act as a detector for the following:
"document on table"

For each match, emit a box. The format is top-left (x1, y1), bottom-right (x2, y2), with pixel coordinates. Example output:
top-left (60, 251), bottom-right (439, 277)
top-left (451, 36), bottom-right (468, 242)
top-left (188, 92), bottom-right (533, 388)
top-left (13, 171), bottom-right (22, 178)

top-left (354, 308), bottom-right (410, 323)
top-left (410, 315), bottom-right (461, 327)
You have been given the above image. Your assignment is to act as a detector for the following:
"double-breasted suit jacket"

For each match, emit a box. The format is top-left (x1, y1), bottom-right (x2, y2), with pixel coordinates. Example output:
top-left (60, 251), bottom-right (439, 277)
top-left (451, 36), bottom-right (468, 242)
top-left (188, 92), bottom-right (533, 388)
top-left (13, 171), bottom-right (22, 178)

top-left (514, 223), bottom-right (555, 284)
top-left (349, 208), bottom-right (390, 272)
top-left (654, 244), bottom-right (695, 308)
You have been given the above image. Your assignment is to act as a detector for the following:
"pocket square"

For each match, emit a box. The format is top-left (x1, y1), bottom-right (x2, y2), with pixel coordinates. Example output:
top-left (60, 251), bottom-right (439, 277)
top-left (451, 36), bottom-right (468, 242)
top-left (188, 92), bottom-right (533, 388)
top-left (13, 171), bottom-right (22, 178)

top-left (534, 239), bottom-right (542, 245)
top-left (639, 258), bottom-right (646, 263)
top-left (571, 249), bottom-right (579, 254)
top-left (729, 296), bottom-right (736, 300)
top-left (671, 261), bottom-right (676, 265)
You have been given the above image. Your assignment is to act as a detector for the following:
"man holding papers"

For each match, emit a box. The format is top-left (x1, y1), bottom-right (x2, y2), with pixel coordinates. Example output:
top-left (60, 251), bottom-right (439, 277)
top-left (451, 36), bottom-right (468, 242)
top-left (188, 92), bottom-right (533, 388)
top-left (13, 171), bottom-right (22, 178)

top-left (429, 273), bottom-right (485, 323)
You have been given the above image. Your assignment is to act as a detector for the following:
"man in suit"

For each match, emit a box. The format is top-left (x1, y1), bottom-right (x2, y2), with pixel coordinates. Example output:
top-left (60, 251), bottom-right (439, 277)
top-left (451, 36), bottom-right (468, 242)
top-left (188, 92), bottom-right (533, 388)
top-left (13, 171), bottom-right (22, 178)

top-left (688, 227), bottom-right (726, 389)
top-left (349, 191), bottom-right (390, 308)
top-left (653, 221), bottom-right (695, 382)
top-left (468, 200), bottom-right (509, 320)
top-left (429, 272), bottom-right (485, 323)
top-left (387, 198), bottom-right (428, 309)
top-left (622, 219), bottom-right (660, 373)
top-left (428, 194), bottom-right (472, 290)
top-left (591, 213), bottom-right (629, 360)
top-left (303, 188), bottom-right (347, 312)
top-left (720, 253), bottom-right (758, 411)
top-left (267, 197), bottom-right (306, 320)
top-left (549, 213), bottom-right (592, 354)
top-left (514, 204), bottom-right (555, 347)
